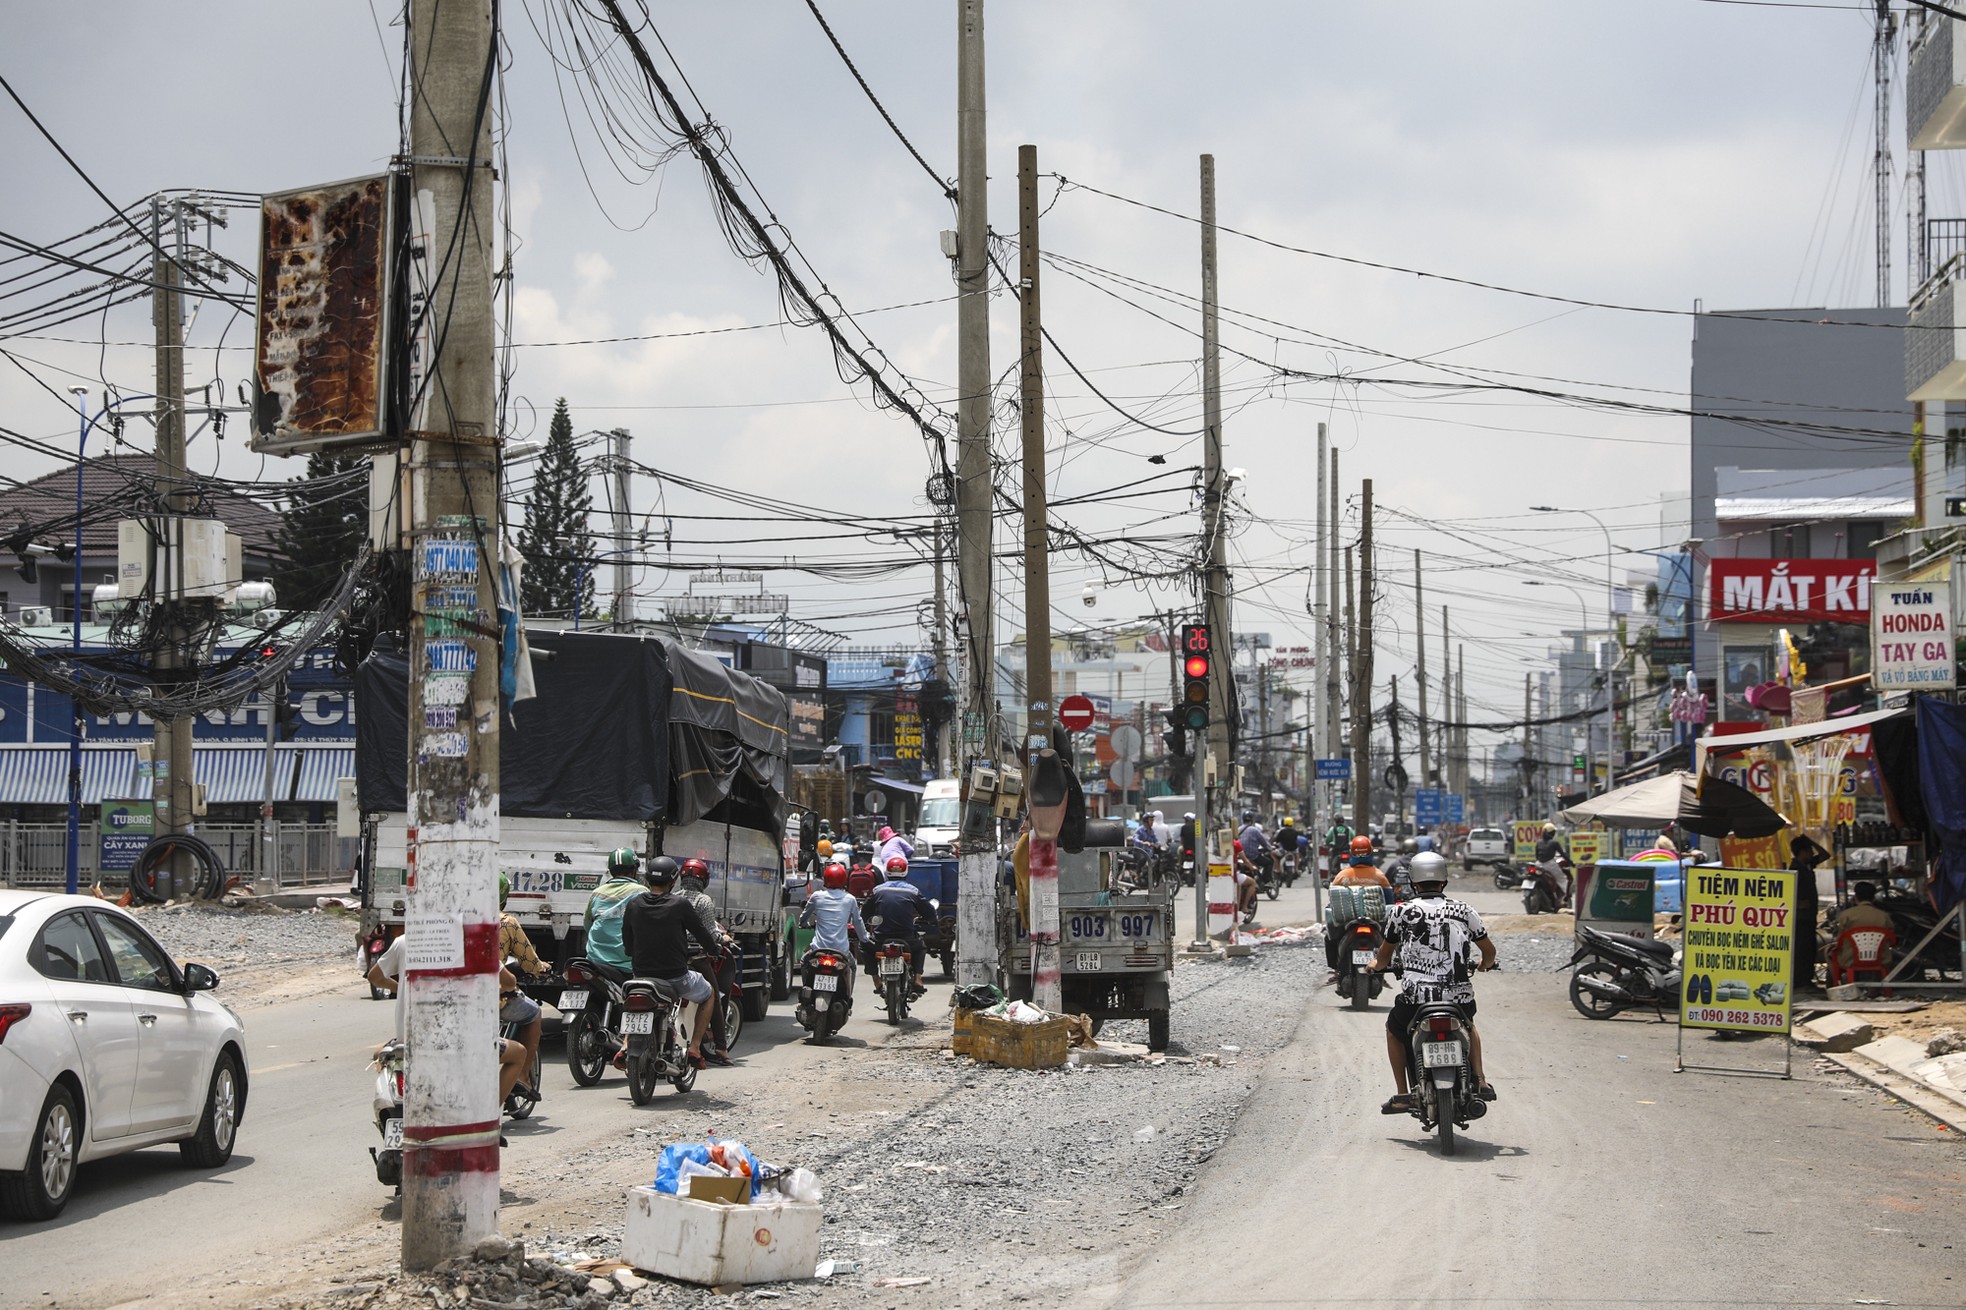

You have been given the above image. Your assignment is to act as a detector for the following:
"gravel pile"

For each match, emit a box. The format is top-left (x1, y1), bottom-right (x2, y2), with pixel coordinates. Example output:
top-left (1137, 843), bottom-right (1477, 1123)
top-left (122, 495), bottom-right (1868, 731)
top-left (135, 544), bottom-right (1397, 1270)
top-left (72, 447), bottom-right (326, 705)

top-left (131, 900), bottom-right (359, 974)
top-left (1492, 931), bottom-right (1576, 975)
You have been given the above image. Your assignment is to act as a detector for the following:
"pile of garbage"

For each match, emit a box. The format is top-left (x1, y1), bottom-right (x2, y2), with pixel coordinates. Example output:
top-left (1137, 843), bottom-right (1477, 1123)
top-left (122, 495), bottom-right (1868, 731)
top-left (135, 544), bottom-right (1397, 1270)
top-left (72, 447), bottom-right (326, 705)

top-left (650, 1137), bottom-right (822, 1204)
top-left (1234, 924), bottom-right (1318, 946)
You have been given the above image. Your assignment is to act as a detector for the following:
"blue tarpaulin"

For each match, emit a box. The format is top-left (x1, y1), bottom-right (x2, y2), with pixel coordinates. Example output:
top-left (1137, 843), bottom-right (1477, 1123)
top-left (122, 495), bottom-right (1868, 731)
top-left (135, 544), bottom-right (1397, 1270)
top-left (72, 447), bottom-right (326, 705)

top-left (1914, 698), bottom-right (1966, 912)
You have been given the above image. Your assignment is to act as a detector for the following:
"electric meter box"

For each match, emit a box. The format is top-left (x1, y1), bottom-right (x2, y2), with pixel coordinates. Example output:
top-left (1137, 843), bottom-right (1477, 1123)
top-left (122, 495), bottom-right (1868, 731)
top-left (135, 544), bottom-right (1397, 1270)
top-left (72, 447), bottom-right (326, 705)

top-left (119, 519), bottom-right (233, 599)
top-left (117, 520), bottom-right (151, 598)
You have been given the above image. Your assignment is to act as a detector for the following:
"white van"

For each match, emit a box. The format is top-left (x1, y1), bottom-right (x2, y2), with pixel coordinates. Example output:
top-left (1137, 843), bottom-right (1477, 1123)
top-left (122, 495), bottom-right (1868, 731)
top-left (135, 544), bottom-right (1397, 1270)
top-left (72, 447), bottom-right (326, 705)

top-left (916, 778), bottom-right (961, 856)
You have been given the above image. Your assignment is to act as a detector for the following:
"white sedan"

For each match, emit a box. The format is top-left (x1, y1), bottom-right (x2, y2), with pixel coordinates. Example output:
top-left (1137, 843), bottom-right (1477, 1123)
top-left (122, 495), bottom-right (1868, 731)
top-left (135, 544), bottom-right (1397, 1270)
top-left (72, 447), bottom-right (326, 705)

top-left (0, 890), bottom-right (247, 1220)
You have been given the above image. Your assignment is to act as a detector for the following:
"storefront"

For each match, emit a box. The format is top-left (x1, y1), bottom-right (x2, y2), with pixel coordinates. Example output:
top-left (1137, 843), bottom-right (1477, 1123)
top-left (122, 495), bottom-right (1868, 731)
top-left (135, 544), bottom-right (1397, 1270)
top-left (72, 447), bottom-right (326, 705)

top-left (1705, 558), bottom-right (1878, 723)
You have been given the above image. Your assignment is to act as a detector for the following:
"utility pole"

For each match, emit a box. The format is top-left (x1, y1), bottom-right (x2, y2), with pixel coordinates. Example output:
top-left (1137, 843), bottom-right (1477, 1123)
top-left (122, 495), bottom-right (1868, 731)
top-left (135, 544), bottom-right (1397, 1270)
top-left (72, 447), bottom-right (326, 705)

top-left (401, 0), bottom-right (503, 1269)
top-left (1389, 674), bottom-right (1404, 829)
top-left (1344, 543), bottom-right (1356, 830)
top-left (953, 0), bottom-right (996, 991)
top-left (931, 518), bottom-right (950, 776)
top-left (1874, 0), bottom-right (1895, 309)
top-left (1324, 446), bottom-right (1341, 814)
top-left (1522, 674), bottom-right (1534, 813)
top-left (151, 196), bottom-right (195, 898)
top-left (1199, 154), bottom-right (1233, 800)
top-left (1414, 550), bottom-right (1429, 801)
top-left (1017, 143), bottom-right (1059, 1011)
top-left (1311, 422), bottom-right (1327, 849)
top-left (610, 427), bottom-right (632, 626)
top-left (1350, 480), bottom-right (1374, 832)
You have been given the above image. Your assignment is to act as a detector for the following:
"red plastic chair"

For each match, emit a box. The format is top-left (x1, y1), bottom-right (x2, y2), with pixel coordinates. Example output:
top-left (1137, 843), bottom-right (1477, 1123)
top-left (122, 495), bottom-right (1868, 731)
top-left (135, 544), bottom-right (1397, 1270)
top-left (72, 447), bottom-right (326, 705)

top-left (1829, 927), bottom-right (1897, 986)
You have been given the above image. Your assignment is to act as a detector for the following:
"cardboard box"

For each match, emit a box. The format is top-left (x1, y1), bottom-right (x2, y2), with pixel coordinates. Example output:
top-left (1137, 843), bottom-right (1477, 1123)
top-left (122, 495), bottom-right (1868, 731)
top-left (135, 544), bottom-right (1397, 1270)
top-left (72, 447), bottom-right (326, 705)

top-left (624, 1187), bottom-right (822, 1286)
top-left (952, 1007), bottom-right (976, 1055)
top-left (969, 1012), bottom-right (1068, 1070)
top-left (684, 1174), bottom-right (749, 1205)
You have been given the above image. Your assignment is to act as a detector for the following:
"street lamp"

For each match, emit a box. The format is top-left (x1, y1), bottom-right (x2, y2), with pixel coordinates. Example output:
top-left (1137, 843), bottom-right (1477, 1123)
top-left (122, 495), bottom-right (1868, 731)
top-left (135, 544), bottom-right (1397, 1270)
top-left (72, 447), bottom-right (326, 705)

top-left (1533, 505), bottom-right (1617, 796)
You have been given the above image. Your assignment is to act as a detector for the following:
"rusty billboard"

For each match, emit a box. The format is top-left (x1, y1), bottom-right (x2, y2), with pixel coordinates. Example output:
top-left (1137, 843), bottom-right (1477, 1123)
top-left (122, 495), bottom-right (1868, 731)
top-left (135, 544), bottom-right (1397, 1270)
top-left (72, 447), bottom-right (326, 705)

top-left (250, 174), bottom-right (394, 454)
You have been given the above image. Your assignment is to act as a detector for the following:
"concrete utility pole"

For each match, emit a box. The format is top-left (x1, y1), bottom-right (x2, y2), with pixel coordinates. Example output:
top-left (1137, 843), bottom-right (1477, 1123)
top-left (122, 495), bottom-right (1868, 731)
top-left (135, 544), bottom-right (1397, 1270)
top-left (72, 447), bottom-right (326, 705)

top-left (1350, 480), bottom-right (1374, 832)
top-left (1522, 674), bottom-right (1534, 813)
top-left (1324, 446), bottom-right (1341, 811)
top-left (1016, 142), bottom-right (1059, 1011)
top-left (1311, 423), bottom-right (1327, 838)
top-left (953, 0), bottom-right (996, 991)
top-left (1199, 155), bottom-right (1233, 790)
top-left (610, 428), bottom-right (632, 625)
top-left (931, 518), bottom-right (950, 776)
top-left (1343, 543), bottom-right (1356, 828)
top-left (1414, 550), bottom-right (1430, 800)
top-left (401, 0), bottom-right (504, 1269)
top-left (151, 195), bottom-right (195, 897)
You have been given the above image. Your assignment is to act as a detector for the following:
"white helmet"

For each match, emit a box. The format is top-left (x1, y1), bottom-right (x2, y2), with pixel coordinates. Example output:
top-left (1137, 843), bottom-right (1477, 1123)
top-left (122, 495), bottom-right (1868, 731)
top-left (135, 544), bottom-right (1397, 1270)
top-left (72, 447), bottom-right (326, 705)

top-left (1409, 851), bottom-right (1451, 888)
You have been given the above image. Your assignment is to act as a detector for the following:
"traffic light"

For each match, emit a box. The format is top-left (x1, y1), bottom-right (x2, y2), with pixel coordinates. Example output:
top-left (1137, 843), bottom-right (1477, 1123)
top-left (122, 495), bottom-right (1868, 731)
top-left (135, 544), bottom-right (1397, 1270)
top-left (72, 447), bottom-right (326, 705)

top-left (1160, 707), bottom-right (1187, 758)
top-left (1180, 623), bottom-right (1212, 731)
top-left (274, 680), bottom-right (298, 742)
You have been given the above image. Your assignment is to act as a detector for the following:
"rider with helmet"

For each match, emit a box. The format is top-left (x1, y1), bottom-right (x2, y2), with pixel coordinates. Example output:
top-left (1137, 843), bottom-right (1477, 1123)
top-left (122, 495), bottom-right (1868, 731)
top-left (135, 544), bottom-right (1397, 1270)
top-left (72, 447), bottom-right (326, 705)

top-left (798, 861), bottom-right (869, 991)
top-left (1533, 823), bottom-right (1573, 907)
top-left (1334, 834), bottom-right (1390, 888)
top-left (677, 858), bottom-right (740, 1066)
top-left (1237, 811), bottom-right (1275, 878)
top-left (619, 855), bottom-right (722, 1070)
top-left (864, 856), bottom-right (937, 996)
top-left (1372, 851), bottom-right (1498, 1111)
top-left (1324, 816), bottom-right (1356, 879)
top-left (582, 848), bottom-right (647, 983)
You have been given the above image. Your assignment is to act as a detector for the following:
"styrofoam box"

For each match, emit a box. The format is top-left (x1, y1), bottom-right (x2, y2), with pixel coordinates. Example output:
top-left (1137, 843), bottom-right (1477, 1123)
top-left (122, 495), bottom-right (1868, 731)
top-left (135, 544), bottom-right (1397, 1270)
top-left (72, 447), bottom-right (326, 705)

top-left (623, 1187), bottom-right (822, 1286)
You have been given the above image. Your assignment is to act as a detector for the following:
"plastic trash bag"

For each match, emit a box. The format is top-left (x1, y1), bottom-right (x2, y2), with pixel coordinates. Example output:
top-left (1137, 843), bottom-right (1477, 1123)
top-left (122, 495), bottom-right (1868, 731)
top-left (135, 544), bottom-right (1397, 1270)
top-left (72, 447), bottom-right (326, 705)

top-left (652, 1143), bottom-right (714, 1194)
top-left (780, 1166), bottom-right (823, 1204)
top-left (953, 983), bottom-right (1003, 1011)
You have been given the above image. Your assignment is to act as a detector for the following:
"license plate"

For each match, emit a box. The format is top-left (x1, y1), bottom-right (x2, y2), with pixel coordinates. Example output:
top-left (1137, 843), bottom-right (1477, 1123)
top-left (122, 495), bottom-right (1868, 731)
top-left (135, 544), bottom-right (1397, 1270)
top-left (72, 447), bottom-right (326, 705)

top-left (558, 990), bottom-right (588, 1011)
top-left (879, 956), bottom-right (906, 976)
top-left (622, 1011), bottom-right (654, 1034)
top-left (1421, 1041), bottom-right (1460, 1068)
top-left (382, 1117), bottom-right (403, 1150)
top-left (1352, 950), bottom-right (1375, 967)
top-left (812, 974), bottom-right (838, 992)
top-left (1075, 951), bottom-right (1103, 972)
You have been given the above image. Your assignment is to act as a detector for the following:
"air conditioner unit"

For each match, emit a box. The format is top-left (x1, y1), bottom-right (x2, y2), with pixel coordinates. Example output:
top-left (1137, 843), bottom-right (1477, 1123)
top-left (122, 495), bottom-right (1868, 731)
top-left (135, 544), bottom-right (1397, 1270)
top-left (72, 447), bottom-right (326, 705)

top-left (18, 606), bottom-right (53, 627)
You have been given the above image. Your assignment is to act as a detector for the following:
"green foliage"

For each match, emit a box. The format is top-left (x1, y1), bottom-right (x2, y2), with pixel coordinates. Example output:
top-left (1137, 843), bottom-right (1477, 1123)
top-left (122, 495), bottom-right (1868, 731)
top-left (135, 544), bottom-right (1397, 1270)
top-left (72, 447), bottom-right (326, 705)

top-left (273, 451), bottom-right (367, 612)
top-left (517, 398), bottom-right (596, 617)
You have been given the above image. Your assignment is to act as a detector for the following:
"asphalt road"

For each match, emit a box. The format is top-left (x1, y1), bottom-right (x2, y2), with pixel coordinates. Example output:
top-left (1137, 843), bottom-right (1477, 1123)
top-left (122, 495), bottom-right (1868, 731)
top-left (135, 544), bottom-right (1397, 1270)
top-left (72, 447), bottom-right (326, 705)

top-left (1104, 969), bottom-right (1966, 1309)
top-left (0, 964), bottom-right (948, 1310)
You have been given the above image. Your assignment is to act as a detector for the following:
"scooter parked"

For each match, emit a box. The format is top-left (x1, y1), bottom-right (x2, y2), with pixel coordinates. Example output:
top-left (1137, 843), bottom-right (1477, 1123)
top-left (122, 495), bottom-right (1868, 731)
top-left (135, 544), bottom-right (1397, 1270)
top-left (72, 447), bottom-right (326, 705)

top-left (1567, 923), bottom-right (1681, 1020)
top-left (369, 1038), bottom-right (406, 1190)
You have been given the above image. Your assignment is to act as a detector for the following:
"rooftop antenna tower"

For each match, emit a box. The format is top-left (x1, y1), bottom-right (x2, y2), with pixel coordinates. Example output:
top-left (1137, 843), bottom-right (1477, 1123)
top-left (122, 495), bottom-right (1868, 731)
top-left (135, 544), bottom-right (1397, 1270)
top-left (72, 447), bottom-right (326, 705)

top-left (1875, 0), bottom-right (1897, 308)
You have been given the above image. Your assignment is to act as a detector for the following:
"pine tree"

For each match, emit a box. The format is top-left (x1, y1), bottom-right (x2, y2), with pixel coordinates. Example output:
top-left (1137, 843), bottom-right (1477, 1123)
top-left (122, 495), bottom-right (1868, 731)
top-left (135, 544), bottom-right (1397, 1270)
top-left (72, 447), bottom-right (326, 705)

top-left (273, 451), bottom-right (368, 611)
top-left (517, 398), bottom-right (596, 617)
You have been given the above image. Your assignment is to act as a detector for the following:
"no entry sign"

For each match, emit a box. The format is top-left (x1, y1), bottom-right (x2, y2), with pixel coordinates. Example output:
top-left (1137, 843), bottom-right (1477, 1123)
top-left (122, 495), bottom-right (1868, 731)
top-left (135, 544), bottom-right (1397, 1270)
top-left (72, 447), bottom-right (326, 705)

top-left (1058, 694), bottom-right (1096, 732)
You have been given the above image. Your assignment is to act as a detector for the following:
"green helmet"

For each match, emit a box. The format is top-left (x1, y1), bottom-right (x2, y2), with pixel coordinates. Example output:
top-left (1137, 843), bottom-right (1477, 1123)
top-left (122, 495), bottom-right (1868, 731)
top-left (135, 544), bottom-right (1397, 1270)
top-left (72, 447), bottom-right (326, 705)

top-left (607, 847), bottom-right (640, 877)
top-left (497, 870), bottom-right (510, 908)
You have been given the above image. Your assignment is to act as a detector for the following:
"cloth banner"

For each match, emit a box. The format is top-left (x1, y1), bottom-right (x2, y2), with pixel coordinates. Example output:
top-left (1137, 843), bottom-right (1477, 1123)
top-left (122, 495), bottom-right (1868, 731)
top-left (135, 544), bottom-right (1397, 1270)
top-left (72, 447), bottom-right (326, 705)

top-left (1914, 698), bottom-right (1966, 911)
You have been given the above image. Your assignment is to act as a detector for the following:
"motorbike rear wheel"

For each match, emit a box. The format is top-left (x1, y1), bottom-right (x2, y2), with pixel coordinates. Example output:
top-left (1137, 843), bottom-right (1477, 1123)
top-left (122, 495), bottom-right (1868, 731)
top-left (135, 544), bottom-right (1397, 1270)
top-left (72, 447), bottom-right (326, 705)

top-left (1349, 966), bottom-right (1370, 1010)
top-left (1264, 881), bottom-right (1281, 901)
top-left (885, 976), bottom-right (908, 1025)
top-left (567, 1012), bottom-right (610, 1086)
top-left (626, 1049), bottom-right (658, 1106)
top-left (1436, 1106), bottom-right (1457, 1156)
top-left (1568, 962), bottom-right (1627, 1020)
top-left (719, 993), bottom-right (745, 1053)
top-left (1493, 869), bottom-right (1512, 891)
top-left (669, 1055), bottom-right (697, 1094)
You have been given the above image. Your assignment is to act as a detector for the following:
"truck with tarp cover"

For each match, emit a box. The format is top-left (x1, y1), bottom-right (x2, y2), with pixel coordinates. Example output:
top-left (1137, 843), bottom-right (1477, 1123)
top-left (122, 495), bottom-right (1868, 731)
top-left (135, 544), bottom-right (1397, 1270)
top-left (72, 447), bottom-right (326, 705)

top-left (355, 629), bottom-right (794, 1021)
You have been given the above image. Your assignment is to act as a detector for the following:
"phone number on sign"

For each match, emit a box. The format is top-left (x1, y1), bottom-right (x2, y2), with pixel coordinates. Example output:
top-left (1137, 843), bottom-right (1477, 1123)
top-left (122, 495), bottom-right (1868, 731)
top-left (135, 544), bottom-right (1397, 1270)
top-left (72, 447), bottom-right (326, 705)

top-left (1685, 1007), bottom-right (1786, 1028)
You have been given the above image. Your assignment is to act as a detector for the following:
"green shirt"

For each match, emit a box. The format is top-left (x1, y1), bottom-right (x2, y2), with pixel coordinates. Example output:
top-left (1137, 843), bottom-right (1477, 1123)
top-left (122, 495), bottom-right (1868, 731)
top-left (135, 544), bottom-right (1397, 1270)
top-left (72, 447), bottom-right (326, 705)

top-left (583, 875), bottom-right (644, 970)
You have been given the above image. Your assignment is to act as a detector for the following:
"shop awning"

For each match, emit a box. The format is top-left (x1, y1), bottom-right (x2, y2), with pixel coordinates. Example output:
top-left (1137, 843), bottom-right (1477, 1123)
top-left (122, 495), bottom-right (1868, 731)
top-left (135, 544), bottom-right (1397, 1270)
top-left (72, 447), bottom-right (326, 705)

top-left (1695, 706), bottom-right (1907, 755)
top-left (296, 745), bottom-right (356, 803)
top-left (193, 746), bottom-right (298, 805)
top-left (0, 746), bottom-right (141, 805)
top-left (869, 776), bottom-right (925, 795)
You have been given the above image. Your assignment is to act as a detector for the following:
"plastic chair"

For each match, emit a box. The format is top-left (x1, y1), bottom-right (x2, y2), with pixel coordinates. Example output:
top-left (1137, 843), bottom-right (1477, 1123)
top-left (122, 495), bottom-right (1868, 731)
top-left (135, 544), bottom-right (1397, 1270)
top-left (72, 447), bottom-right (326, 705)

top-left (1829, 927), bottom-right (1897, 987)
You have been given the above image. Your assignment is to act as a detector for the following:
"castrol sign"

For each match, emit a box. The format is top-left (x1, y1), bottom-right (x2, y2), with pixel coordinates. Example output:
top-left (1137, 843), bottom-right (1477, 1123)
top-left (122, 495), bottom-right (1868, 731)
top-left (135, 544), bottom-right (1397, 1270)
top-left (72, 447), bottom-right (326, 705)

top-left (1871, 583), bottom-right (1956, 691)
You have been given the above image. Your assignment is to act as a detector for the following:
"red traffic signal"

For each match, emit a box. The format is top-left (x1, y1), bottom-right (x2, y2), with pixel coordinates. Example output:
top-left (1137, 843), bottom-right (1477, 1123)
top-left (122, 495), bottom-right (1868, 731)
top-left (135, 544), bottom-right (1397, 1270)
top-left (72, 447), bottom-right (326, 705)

top-left (1184, 653), bottom-right (1210, 679)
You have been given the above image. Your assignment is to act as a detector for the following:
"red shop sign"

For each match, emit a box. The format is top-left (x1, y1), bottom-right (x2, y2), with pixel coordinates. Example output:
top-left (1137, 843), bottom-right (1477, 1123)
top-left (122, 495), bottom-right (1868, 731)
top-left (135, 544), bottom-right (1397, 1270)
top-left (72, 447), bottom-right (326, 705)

top-left (1707, 558), bottom-right (1874, 624)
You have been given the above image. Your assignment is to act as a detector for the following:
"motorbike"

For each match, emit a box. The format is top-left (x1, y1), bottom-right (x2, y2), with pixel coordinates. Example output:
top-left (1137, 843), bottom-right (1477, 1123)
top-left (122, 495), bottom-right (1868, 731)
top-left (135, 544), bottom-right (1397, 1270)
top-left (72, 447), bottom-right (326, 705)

top-left (1393, 1000), bottom-right (1486, 1156)
top-left (795, 944), bottom-right (855, 1043)
top-left (369, 1038), bottom-right (407, 1190)
top-left (1253, 852), bottom-right (1284, 901)
top-left (621, 977), bottom-right (701, 1103)
top-left (1115, 845), bottom-right (1153, 894)
top-left (1334, 917), bottom-right (1389, 1010)
top-left (1491, 862), bottom-right (1532, 892)
top-left (871, 938), bottom-right (914, 1024)
top-left (1522, 861), bottom-right (1569, 915)
top-left (692, 949), bottom-right (746, 1057)
top-left (1567, 924), bottom-right (1681, 1020)
top-left (501, 1013), bottom-right (542, 1121)
top-left (360, 927), bottom-right (393, 1001)
top-left (560, 957), bottom-right (626, 1087)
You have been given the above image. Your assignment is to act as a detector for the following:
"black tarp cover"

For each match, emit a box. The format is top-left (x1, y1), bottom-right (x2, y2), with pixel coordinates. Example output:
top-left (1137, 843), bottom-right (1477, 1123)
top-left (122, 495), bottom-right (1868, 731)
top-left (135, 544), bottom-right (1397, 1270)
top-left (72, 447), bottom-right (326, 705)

top-left (665, 639), bottom-right (791, 826)
top-left (356, 630), bottom-right (789, 825)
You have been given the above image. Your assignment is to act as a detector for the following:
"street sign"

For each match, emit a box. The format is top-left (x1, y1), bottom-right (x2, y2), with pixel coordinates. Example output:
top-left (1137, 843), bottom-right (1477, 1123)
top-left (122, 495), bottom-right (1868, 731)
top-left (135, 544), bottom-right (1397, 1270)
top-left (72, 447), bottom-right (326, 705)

top-left (1446, 793), bottom-right (1465, 825)
top-left (1414, 789), bottom-right (1444, 826)
top-left (1315, 758), bottom-right (1351, 781)
top-left (1058, 694), bottom-right (1096, 732)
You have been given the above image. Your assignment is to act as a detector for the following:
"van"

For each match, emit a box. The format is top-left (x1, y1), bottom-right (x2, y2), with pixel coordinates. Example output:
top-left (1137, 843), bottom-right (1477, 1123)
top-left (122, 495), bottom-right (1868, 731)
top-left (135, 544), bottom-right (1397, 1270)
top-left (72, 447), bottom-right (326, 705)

top-left (916, 778), bottom-right (961, 856)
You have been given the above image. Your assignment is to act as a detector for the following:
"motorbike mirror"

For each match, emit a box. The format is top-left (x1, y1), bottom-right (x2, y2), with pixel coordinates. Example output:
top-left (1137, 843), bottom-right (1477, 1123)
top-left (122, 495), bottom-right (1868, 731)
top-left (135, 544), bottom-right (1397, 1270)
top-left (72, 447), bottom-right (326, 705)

top-left (799, 810), bottom-right (818, 854)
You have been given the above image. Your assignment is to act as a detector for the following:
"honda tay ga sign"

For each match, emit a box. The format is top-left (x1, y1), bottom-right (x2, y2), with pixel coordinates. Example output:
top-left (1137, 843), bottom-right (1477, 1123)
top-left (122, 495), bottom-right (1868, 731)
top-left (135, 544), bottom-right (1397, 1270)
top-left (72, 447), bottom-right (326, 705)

top-left (1707, 559), bottom-right (1874, 624)
top-left (1872, 583), bottom-right (1957, 691)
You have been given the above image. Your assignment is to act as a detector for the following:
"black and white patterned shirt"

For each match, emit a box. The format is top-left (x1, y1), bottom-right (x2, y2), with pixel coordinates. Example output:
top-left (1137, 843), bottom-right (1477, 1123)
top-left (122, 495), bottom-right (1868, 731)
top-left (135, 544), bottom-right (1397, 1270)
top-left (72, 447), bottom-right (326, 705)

top-left (1386, 894), bottom-right (1488, 1004)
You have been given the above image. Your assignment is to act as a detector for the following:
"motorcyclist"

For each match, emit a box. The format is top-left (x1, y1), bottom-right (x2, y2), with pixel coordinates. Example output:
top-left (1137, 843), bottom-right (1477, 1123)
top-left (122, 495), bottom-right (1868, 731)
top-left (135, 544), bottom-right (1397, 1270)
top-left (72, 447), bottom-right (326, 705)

top-left (798, 862), bottom-right (868, 993)
top-left (582, 848), bottom-right (646, 985)
top-left (619, 857), bottom-right (722, 1071)
top-left (495, 872), bottom-right (545, 1085)
top-left (366, 934), bottom-right (530, 1120)
top-left (1278, 816), bottom-right (1301, 880)
top-left (1324, 817), bottom-right (1355, 878)
top-left (1179, 811), bottom-right (1197, 875)
top-left (864, 855), bottom-right (936, 997)
top-left (1382, 837), bottom-right (1420, 903)
top-left (1238, 811), bottom-right (1275, 880)
top-left (1371, 851), bottom-right (1498, 1112)
top-left (1231, 840), bottom-right (1260, 922)
top-left (678, 857), bottom-right (739, 1066)
top-left (1533, 823), bottom-right (1573, 907)
top-left (1334, 834), bottom-right (1387, 885)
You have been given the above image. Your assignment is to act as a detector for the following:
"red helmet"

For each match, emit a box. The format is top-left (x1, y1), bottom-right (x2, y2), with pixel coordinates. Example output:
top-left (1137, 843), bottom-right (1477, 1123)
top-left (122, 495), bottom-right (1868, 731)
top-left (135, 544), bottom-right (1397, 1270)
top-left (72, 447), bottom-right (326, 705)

top-left (886, 856), bottom-right (910, 872)
top-left (1349, 835), bottom-right (1374, 854)
top-left (822, 862), bottom-right (849, 890)
top-left (679, 857), bottom-right (710, 886)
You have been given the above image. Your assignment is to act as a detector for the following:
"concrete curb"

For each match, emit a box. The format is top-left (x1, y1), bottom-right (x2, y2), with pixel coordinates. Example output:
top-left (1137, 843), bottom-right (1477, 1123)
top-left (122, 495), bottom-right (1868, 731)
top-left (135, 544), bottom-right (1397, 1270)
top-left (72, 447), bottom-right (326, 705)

top-left (1821, 1049), bottom-right (1966, 1133)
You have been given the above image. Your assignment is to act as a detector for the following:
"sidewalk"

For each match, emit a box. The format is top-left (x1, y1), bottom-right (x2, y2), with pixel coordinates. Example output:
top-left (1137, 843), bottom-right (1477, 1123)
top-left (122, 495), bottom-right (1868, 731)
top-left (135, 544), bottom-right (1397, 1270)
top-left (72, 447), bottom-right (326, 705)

top-left (1796, 1000), bottom-right (1966, 1131)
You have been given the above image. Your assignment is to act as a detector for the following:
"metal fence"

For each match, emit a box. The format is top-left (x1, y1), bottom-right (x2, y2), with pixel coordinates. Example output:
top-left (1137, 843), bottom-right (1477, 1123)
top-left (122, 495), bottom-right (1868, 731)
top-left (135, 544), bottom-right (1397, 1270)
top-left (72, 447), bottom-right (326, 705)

top-left (0, 821), bottom-right (355, 891)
